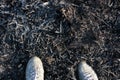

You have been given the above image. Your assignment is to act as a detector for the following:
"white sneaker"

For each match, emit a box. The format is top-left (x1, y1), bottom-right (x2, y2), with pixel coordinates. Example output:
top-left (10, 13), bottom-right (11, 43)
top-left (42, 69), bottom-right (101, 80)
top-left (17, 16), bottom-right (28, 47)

top-left (26, 56), bottom-right (44, 80)
top-left (78, 61), bottom-right (98, 80)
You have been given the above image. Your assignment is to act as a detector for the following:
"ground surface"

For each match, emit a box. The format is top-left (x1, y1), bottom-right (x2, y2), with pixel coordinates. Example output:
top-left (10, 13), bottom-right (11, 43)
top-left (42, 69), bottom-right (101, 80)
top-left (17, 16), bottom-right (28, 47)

top-left (0, 0), bottom-right (120, 80)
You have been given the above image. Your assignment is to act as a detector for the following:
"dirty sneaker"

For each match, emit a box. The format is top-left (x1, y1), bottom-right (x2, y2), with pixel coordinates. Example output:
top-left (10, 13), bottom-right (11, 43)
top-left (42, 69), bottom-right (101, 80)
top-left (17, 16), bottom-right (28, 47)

top-left (78, 61), bottom-right (98, 80)
top-left (26, 56), bottom-right (44, 80)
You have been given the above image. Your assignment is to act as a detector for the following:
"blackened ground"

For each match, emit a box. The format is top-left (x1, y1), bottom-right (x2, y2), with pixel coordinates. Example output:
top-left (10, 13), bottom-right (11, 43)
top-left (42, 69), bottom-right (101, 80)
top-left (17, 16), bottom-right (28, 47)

top-left (0, 0), bottom-right (120, 80)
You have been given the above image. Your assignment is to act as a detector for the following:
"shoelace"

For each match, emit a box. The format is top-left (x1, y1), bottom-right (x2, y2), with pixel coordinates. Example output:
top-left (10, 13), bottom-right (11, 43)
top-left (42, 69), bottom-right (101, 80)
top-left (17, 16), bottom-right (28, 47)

top-left (83, 72), bottom-right (94, 80)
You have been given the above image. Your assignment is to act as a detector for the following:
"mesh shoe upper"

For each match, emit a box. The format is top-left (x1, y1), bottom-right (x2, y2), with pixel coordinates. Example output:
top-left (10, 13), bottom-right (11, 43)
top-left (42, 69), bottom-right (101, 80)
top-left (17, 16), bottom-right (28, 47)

top-left (78, 61), bottom-right (98, 80)
top-left (26, 56), bottom-right (44, 80)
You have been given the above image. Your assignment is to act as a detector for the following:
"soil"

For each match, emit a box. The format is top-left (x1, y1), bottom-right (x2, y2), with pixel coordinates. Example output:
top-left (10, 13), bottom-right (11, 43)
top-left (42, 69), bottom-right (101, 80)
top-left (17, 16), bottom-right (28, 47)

top-left (0, 0), bottom-right (120, 80)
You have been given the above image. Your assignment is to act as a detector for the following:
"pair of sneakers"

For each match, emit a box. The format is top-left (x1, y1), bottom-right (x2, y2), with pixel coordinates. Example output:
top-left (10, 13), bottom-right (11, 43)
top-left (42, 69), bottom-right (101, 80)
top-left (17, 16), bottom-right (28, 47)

top-left (26, 56), bottom-right (98, 80)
